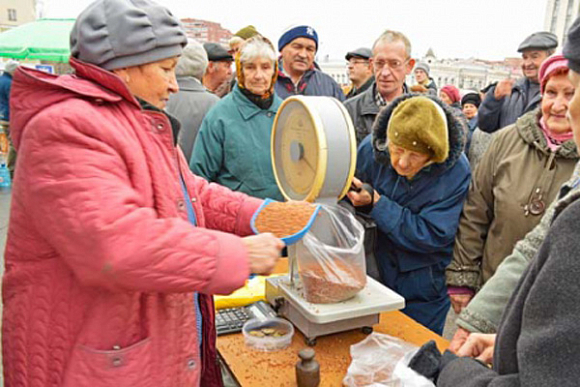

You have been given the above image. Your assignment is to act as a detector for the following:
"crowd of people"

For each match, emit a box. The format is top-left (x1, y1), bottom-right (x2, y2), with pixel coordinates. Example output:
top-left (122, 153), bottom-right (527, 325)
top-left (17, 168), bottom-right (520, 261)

top-left (4, 0), bottom-right (580, 385)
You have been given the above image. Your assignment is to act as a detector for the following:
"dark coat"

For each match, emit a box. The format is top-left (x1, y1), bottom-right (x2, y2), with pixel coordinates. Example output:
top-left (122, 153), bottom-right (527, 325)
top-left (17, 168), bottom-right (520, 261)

top-left (346, 76), bottom-right (374, 99)
top-left (438, 190), bottom-right (580, 387)
top-left (166, 76), bottom-right (219, 161)
top-left (0, 72), bottom-right (12, 121)
top-left (344, 83), bottom-right (410, 145)
top-left (356, 94), bottom-right (471, 334)
top-left (477, 77), bottom-right (541, 133)
top-left (275, 61), bottom-right (345, 101)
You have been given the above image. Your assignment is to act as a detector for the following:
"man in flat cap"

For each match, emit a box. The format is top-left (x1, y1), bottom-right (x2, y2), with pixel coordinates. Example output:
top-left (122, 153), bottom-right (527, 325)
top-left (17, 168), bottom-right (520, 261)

top-left (202, 42), bottom-right (233, 98)
top-left (345, 47), bottom-right (374, 99)
top-left (478, 31), bottom-right (558, 133)
top-left (275, 25), bottom-right (344, 101)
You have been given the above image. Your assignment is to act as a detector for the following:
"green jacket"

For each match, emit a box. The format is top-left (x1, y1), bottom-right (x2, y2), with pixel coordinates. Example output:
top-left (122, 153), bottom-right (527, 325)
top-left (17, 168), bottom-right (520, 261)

top-left (190, 86), bottom-right (284, 201)
top-left (457, 161), bottom-right (580, 333)
top-left (447, 109), bottom-right (578, 290)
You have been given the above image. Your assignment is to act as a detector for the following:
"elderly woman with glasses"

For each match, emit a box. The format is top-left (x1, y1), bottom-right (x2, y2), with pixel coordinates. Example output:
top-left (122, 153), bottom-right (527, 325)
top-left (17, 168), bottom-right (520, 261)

top-left (2, 1), bottom-right (284, 386)
top-left (191, 36), bottom-right (284, 201)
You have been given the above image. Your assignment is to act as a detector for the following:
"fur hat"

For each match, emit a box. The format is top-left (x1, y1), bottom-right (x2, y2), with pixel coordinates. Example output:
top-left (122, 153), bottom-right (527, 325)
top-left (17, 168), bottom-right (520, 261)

top-left (278, 25), bottom-right (318, 52)
top-left (461, 92), bottom-right (481, 108)
top-left (70, 0), bottom-right (186, 70)
top-left (387, 96), bottom-right (449, 163)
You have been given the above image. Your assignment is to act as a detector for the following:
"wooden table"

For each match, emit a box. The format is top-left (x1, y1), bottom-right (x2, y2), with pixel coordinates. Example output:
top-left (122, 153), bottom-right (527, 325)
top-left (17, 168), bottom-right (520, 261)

top-left (217, 259), bottom-right (449, 386)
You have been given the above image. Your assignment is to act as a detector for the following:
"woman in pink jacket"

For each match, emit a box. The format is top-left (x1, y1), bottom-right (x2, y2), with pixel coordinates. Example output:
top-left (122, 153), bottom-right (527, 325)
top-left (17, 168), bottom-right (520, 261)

top-left (2, 0), bottom-right (284, 386)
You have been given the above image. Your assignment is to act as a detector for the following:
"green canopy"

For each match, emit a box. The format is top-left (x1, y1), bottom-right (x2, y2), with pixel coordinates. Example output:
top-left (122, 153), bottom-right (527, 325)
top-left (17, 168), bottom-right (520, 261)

top-left (0, 18), bottom-right (75, 62)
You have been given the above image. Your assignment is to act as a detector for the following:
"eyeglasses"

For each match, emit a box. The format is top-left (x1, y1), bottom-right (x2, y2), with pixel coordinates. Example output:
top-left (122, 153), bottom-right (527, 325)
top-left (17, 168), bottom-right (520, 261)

top-left (347, 59), bottom-right (369, 66)
top-left (373, 58), bottom-right (410, 71)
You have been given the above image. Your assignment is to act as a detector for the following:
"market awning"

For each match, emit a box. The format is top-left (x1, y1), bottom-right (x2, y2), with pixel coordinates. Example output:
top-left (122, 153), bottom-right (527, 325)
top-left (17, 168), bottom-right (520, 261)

top-left (0, 18), bottom-right (75, 62)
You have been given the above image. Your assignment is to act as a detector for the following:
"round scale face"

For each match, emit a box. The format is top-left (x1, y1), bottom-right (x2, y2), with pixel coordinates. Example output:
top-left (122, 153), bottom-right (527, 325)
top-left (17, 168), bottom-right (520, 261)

top-left (279, 110), bottom-right (319, 196)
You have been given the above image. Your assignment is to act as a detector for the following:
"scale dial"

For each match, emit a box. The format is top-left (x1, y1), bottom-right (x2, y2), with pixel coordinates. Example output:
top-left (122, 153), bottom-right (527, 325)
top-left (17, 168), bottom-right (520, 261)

top-left (271, 96), bottom-right (356, 202)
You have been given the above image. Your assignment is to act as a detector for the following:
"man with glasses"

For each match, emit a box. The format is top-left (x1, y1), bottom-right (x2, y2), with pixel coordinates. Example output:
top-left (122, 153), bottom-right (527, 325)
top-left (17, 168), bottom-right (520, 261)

top-left (344, 30), bottom-right (415, 144)
top-left (275, 25), bottom-right (344, 101)
top-left (345, 47), bottom-right (374, 100)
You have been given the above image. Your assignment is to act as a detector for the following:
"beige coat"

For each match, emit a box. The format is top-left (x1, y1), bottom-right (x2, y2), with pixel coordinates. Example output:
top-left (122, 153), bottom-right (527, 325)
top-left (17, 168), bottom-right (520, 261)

top-left (446, 110), bottom-right (578, 290)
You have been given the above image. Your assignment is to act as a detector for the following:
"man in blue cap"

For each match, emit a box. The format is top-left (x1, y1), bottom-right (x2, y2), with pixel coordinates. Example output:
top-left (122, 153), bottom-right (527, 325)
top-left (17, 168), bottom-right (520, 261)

top-left (478, 31), bottom-right (558, 133)
top-left (275, 25), bottom-right (344, 101)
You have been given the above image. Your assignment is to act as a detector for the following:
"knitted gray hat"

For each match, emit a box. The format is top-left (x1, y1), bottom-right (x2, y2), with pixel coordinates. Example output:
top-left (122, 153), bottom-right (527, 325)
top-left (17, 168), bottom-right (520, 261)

top-left (70, 0), bottom-right (187, 70)
top-left (415, 62), bottom-right (430, 75)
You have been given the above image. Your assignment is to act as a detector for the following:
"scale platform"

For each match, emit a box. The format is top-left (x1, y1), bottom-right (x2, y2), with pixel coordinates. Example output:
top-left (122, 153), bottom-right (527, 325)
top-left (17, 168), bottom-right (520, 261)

top-left (266, 275), bottom-right (405, 345)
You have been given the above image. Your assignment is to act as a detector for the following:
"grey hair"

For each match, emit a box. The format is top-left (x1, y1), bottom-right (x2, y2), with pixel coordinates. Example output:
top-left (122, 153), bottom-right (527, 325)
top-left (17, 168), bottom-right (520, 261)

top-left (239, 37), bottom-right (276, 65)
top-left (175, 39), bottom-right (208, 80)
top-left (372, 30), bottom-right (412, 59)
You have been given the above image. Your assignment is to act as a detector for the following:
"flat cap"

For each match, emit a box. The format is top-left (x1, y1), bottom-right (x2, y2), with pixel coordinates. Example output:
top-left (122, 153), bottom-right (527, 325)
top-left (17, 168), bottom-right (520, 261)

top-left (345, 47), bottom-right (372, 61)
top-left (203, 43), bottom-right (233, 61)
top-left (517, 31), bottom-right (558, 52)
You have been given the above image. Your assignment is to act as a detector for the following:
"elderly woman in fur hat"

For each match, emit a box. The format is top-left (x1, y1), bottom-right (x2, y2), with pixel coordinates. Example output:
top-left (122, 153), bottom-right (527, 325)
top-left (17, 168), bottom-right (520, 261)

top-left (191, 36), bottom-right (284, 201)
top-left (347, 95), bottom-right (471, 334)
top-left (2, 0), bottom-right (285, 386)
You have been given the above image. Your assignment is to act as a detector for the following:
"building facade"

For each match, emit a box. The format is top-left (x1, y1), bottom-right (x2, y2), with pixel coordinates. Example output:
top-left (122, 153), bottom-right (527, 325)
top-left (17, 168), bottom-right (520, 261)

top-left (545, 0), bottom-right (580, 45)
top-left (180, 18), bottom-right (232, 45)
top-left (0, 0), bottom-right (35, 32)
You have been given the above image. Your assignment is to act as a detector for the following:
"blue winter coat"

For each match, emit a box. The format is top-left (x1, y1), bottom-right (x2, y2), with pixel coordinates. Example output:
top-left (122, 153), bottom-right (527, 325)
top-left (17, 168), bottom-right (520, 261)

top-left (0, 72), bottom-right (13, 121)
top-left (190, 85), bottom-right (284, 201)
top-left (356, 95), bottom-right (471, 334)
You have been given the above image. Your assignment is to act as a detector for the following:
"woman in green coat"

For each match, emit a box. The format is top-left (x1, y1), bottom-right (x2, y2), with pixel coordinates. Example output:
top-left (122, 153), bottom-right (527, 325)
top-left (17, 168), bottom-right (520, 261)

top-left (191, 36), bottom-right (284, 201)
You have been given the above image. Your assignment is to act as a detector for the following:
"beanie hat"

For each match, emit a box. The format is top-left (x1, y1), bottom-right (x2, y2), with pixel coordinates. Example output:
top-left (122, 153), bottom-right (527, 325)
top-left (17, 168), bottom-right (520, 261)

top-left (70, 0), bottom-right (187, 70)
top-left (461, 92), bottom-right (481, 108)
top-left (415, 62), bottom-right (430, 76)
top-left (387, 96), bottom-right (449, 163)
top-left (4, 60), bottom-right (18, 76)
top-left (539, 53), bottom-right (569, 94)
top-left (440, 85), bottom-right (461, 103)
top-left (278, 25), bottom-right (318, 52)
top-left (564, 17), bottom-right (580, 74)
top-left (235, 25), bottom-right (260, 40)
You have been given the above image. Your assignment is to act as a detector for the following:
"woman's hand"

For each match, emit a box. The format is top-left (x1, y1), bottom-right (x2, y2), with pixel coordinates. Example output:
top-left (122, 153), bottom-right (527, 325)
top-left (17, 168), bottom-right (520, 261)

top-left (450, 293), bottom-right (473, 314)
top-left (346, 177), bottom-right (380, 206)
top-left (242, 233), bottom-right (284, 276)
top-left (456, 333), bottom-right (496, 364)
top-left (448, 327), bottom-right (471, 353)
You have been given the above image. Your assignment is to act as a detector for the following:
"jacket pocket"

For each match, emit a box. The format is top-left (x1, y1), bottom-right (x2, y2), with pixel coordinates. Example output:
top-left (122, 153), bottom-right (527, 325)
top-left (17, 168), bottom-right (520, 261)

top-left (63, 338), bottom-right (155, 387)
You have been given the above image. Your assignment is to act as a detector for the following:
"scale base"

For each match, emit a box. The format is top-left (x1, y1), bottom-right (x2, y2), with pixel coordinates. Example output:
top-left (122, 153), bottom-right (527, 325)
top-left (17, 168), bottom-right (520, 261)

top-left (265, 275), bottom-right (404, 345)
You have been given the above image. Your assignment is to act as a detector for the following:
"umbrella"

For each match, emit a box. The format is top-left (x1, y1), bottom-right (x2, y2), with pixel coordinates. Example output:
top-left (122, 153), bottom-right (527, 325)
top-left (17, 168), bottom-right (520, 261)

top-left (0, 18), bottom-right (75, 62)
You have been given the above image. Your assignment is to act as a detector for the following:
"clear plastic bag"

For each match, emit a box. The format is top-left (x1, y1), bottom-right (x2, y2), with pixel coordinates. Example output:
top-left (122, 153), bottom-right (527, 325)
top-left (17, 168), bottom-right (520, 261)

top-left (296, 204), bottom-right (366, 304)
top-left (343, 333), bottom-right (435, 387)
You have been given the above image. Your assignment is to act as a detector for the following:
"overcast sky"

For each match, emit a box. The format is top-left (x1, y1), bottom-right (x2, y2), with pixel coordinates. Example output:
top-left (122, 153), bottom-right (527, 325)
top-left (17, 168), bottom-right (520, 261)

top-left (41, 0), bottom-right (550, 61)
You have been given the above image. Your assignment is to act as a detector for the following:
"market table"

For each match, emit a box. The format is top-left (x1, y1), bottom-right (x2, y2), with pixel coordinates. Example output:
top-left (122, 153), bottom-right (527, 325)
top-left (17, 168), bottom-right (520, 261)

top-left (217, 259), bottom-right (449, 386)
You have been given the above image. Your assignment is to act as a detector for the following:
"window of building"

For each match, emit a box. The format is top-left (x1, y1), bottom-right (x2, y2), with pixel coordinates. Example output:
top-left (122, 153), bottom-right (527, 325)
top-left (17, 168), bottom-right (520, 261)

top-left (7, 9), bottom-right (16, 21)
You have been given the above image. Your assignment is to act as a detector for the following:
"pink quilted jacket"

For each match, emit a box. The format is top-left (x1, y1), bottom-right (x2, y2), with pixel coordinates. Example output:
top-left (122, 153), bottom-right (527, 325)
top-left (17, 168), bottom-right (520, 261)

top-left (2, 58), bottom-right (262, 387)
